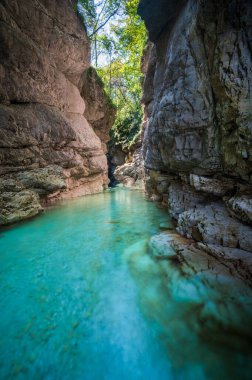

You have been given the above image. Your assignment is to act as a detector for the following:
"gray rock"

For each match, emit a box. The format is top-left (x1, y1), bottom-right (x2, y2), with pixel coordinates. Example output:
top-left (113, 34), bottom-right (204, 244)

top-left (226, 196), bottom-right (252, 225)
top-left (177, 203), bottom-right (252, 252)
top-left (140, 0), bottom-right (252, 180)
top-left (189, 174), bottom-right (235, 197)
top-left (114, 147), bottom-right (145, 188)
top-left (168, 182), bottom-right (209, 220)
top-left (110, 147), bottom-right (127, 166)
top-left (139, 0), bottom-right (252, 254)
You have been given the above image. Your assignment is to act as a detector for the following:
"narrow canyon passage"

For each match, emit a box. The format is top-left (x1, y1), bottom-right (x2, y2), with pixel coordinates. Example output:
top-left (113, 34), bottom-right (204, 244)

top-left (0, 0), bottom-right (252, 379)
top-left (0, 189), bottom-right (251, 380)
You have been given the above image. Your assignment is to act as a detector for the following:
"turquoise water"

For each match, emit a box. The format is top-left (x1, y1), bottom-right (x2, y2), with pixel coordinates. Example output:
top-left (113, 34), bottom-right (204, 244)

top-left (0, 188), bottom-right (251, 380)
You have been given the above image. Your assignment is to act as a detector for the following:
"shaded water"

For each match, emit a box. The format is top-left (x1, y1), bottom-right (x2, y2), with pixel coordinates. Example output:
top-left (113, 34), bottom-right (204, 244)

top-left (0, 188), bottom-right (251, 380)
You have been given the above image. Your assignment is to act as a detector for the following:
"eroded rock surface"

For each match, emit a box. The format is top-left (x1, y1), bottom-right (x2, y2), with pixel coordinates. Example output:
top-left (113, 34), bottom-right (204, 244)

top-left (138, 0), bottom-right (252, 256)
top-left (80, 67), bottom-right (116, 153)
top-left (0, 0), bottom-right (114, 225)
top-left (113, 146), bottom-right (145, 188)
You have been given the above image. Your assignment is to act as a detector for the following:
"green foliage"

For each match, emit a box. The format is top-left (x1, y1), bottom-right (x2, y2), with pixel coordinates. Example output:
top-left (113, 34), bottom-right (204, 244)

top-left (78, 0), bottom-right (147, 152)
top-left (73, 3), bottom-right (78, 12)
top-left (78, 0), bottom-right (121, 38)
top-left (110, 104), bottom-right (142, 151)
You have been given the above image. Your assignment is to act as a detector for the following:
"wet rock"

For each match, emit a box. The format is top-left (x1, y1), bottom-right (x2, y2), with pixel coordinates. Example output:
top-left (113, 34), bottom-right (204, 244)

top-left (156, 180), bottom-right (169, 195)
top-left (154, 174), bottom-right (172, 195)
top-left (149, 193), bottom-right (163, 202)
top-left (148, 232), bottom-right (187, 259)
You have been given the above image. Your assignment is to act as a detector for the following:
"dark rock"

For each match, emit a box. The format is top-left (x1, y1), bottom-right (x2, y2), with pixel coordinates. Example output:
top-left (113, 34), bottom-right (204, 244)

top-left (137, 0), bottom-right (187, 42)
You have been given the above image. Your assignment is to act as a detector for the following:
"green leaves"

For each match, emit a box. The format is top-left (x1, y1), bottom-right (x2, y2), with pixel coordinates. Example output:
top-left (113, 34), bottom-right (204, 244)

top-left (78, 0), bottom-right (121, 38)
top-left (77, 0), bottom-right (147, 152)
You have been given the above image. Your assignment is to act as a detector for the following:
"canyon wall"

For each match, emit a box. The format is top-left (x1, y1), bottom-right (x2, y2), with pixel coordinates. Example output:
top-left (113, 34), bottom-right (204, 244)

top-left (0, 0), bottom-right (115, 225)
top-left (138, 0), bottom-right (252, 255)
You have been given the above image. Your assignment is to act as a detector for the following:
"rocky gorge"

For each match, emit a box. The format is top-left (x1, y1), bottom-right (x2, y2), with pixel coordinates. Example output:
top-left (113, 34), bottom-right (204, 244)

top-left (0, 0), bottom-right (115, 225)
top-left (0, 0), bottom-right (252, 377)
top-left (137, 0), bottom-right (252, 279)
top-left (0, 0), bottom-right (251, 278)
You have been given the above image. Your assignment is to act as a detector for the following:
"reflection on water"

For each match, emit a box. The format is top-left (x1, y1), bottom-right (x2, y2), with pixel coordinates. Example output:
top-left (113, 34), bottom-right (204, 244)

top-left (0, 188), bottom-right (251, 379)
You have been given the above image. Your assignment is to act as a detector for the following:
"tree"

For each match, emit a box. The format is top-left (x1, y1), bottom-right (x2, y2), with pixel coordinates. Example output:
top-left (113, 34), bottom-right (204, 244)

top-left (78, 0), bottom-right (122, 65)
top-left (77, 0), bottom-right (147, 152)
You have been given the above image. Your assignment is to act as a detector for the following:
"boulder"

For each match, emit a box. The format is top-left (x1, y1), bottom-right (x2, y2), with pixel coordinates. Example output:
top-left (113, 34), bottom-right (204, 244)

top-left (0, 190), bottom-right (42, 225)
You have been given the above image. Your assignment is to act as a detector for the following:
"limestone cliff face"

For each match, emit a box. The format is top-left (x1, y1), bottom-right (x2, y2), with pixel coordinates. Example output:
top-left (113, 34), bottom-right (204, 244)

top-left (0, 0), bottom-right (114, 225)
top-left (138, 0), bottom-right (252, 254)
top-left (80, 67), bottom-right (116, 154)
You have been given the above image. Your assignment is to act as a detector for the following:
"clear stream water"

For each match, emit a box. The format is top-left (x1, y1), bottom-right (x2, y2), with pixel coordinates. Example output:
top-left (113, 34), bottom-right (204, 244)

top-left (0, 188), bottom-right (251, 380)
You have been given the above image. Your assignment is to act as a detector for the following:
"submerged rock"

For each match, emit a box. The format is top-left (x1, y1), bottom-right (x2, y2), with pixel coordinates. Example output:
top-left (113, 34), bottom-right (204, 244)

top-left (126, 228), bottom-right (252, 378)
top-left (159, 222), bottom-right (173, 230)
top-left (149, 232), bottom-right (183, 259)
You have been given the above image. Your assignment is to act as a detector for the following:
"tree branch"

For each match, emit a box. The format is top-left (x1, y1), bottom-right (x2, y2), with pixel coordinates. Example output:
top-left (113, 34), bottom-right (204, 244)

top-left (89, 2), bottom-right (121, 38)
